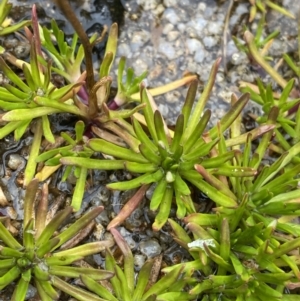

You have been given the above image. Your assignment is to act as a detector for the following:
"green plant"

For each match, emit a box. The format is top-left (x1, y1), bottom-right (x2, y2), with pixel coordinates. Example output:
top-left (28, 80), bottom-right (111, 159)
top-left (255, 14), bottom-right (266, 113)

top-left (241, 77), bottom-right (300, 155)
top-left (165, 102), bottom-right (300, 300)
top-left (0, 179), bottom-right (114, 300)
top-left (232, 12), bottom-right (280, 62)
top-left (60, 59), bottom-right (275, 230)
top-left (81, 227), bottom-right (195, 301)
top-left (248, 0), bottom-right (294, 22)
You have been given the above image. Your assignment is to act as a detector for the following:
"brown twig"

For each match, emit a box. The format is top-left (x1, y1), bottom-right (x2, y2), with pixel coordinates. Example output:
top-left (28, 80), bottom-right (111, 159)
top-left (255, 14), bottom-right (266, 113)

top-left (53, 0), bottom-right (95, 93)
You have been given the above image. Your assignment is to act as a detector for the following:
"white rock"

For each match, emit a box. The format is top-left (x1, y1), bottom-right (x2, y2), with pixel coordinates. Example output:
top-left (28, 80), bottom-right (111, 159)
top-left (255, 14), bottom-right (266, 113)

top-left (163, 0), bottom-right (178, 7)
top-left (207, 21), bottom-right (223, 35)
top-left (162, 23), bottom-right (174, 35)
top-left (134, 254), bottom-right (146, 271)
top-left (0, 186), bottom-right (8, 206)
top-left (132, 58), bottom-right (148, 74)
top-left (131, 30), bottom-right (151, 52)
top-left (188, 17), bottom-right (207, 33)
top-left (186, 38), bottom-right (203, 54)
top-left (177, 23), bottom-right (186, 33)
top-left (154, 4), bottom-right (165, 16)
top-left (167, 30), bottom-right (180, 42)
top-left (203, 36), bottom-right (218, 48)
top-left (230, 52), bottom-right (248, 66)
top-left (117, 43), bottom-right (131, 57)
top-left (139, 239), bottom-right (162, 258)
top-left (198, 2), bottom-right (207, 11)
top-left (194, 50), bottom-right (206, 63)
top-left (137, 0), bottom-right (159, 10)
top-left (158, 40), bottom-right (176, 60)
top-left (8, 154), bottom-right (23, 170)
top-left (163, 8), bottom-right (180, 25)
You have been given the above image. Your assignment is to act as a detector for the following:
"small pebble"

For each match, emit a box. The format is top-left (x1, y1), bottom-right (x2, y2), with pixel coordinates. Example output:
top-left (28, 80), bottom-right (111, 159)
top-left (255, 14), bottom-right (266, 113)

top-left (162, 23), bottom-right (174, 35)
top-left (163, 8), bottom-right (180, 25)
top-left (8, 154), bottom-right (24, 170)
top-left (158, 40), bottom-right (176, 60)
top-left (134, 254), bottom-right (146, 270)
top-left (139, 239), bottom-right (162, 258)
top-left (163, 0), bottom-right (177, 7)
top-left (137, 0), bottom-right (159, 10)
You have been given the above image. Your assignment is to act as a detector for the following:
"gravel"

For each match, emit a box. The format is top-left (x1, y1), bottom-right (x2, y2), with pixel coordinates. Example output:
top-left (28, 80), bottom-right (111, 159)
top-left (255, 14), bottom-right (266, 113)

top-left (116, 0), bottom-right (299, 125)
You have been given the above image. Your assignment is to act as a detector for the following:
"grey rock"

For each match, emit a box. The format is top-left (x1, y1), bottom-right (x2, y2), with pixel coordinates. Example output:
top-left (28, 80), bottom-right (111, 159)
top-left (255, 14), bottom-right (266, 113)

top-left (139, 239), bottom-right (162, 258)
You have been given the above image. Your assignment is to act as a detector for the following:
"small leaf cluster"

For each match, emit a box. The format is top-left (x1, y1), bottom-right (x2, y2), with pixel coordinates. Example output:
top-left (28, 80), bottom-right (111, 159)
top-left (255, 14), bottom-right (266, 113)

top-left (81, 228), bottom-right (195, 301)
top-left (0, 179), bottom-right (114, 301)
top-left (247, 0), bottom-right (294, 23)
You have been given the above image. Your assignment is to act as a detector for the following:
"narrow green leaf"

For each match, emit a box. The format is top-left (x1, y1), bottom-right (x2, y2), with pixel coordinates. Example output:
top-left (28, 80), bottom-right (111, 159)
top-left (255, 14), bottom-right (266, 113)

top-left (71, 167), bottom-right (88, 211)
top-left (53, 206), bottom-right (104, 249)
top-left (152, 185), bottom-right (174, 231)
top-left (81, 275), bottom-right (118, 301)
top-left (154, 110), bottom-right (169, 148)
top-left (35, 279), bottom-right (59, 300)
top-left (0, 266), bottom-right (21, 290)
top-left (0, 57), bottom-right (31, 92)
top-left (34, 96), bottom-right (84, 116)
top-left (14, 119), bottom-right (32, 141)
top-left (133, 117), bottom-right (158, 153)
top-left (150, 178), bottom-right (168, 211)
top-left (51, 276), bottom-right (105, 301)
top-left (36, 207), bottom-right (73, 247)
top-left (110, 228), bottom-right (134, 294)
top-left (133, 260), bottom-right (153, 301)
top-left (2, 107), bottom-right (61, 121)
top-left (209, 93), bottom-right (249, 139)
top-left (89, 138), bottom-right (148, 163)
top-left (181, 170), bottom-right (237, 207)
top-left (183, 110), bottom-right (211, 155)
top-left (124, 161), bottom-right (158, 173)
top-left (141, 265), bottom-right (183, 300)
top-left (107, 170), bottom-right (164, 191)
top-left (11, 273), bottom-right (30, 301)
top-left (60, 157), bottom-right (125, 170)
top-left (140, 85), bottom-right (158, 142)
top-left (183, 58), bottom-right (221, 143)
top-left (42, 115), bottom-right (55, 143)
top-left (49, 266), bottom-right (113, 281)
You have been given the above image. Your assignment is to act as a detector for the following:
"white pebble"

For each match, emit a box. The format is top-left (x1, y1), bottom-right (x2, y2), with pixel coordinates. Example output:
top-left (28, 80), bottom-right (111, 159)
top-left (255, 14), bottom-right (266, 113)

top-left (167, 30), bottom-right (180, 42)
top-left (8, 154), bottom-right (24, 170)
top-left (132, 58), bottom-right (148, 74)
top-left (158, 40), bottom-right (176, 60)
top-left (163, 8), bottom-right (180, 25)
top-left (203, 36), bottom-right (218, 48)
top-left (137, 0), bottom-right (159, 10)
top-left (162, 23), bottom-right (174, 35)
top-left (139, 239), bottom-right (162, 258)
top-left (163, 0), bottom-right (178, 7)
top-left (117, 43), bottom-right (131, 57)
top-left (134, 254), bottom-right (146, 271)
top-left (186, 38), bottom-right (203, 54)
top-left (131, 31), bottom-right (151, 52)
top-left (198, 2), bottom-right (206, 11)
top-left (207, 21), bottom-right (223, 35)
